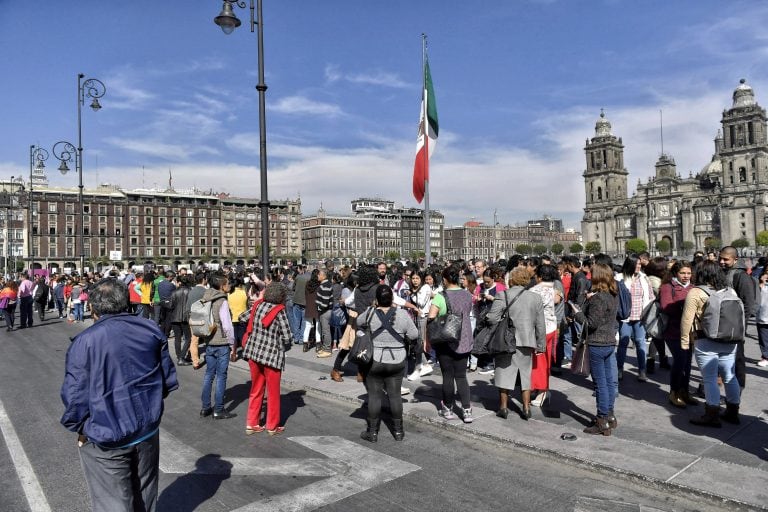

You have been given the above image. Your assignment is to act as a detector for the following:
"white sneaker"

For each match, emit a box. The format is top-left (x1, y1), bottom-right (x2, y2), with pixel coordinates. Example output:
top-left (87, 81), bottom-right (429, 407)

top-left (400, 386), bottom-right (411, 396)
top-left (531, 391), bottom-right (548, 407)
top-left (478, 366), bottom-right (495, 375)
top-left (758, 359), bottom-right (768, 368)
top-left (406, 369), bottom-right (421, 381)
top-left (419, 364), bottom-right (434, 377)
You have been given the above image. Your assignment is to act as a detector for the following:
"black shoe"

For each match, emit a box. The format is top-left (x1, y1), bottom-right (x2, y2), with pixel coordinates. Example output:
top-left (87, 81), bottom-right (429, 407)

top-left (520, 407), bottom-right (532, 421)
top-left (213, 411), bottom-right (237, 420)
top-left (496, 408), bottom-right (509, 419)
top-left (177, 359), bottom-right (192, 366)
top-left (200, 407), bottom-right (213, 417)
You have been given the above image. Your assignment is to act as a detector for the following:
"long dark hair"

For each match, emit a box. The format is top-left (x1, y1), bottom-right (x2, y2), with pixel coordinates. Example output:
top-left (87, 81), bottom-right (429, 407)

top-left (306, 269), bottom-right (320, 294)
top-left (621, 255), bottom-right (640, 279)
top-left (693, 261), bottom-right (726, 290)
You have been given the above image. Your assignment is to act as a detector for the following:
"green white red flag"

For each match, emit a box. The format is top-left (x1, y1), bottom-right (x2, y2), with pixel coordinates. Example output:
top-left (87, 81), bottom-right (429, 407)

top-left (413, 59), bottom-right (439, 203)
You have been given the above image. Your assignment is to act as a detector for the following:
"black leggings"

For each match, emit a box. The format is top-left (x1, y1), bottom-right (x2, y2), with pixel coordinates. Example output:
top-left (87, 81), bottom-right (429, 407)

top-left (436, 346), bottom-right (471, 408)
top-left (365, 360), bottom-right (406, 421)
top-left (333, 348), bottom-right (349, 371)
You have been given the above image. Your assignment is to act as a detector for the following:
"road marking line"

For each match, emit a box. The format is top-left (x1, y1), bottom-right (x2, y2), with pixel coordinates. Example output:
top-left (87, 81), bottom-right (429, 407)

top-left (665, 456), bottom-right (702, 483)
top-left (0, 396), bottom-right (52, 512)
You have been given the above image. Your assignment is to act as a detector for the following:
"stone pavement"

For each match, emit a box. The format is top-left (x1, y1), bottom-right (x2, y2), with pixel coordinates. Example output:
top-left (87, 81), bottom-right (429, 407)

top-left (229, 332), bottom-right (768, 511)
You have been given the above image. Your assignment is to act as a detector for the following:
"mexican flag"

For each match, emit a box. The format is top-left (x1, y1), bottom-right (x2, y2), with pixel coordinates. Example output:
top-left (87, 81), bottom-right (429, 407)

top-left (413, 59), bottom-right (439, 203)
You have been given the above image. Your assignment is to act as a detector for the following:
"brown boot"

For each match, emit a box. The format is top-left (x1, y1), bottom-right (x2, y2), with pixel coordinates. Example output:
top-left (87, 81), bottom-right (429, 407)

top-left (330, 369), bottom-right (344, 382)
top-left (356, 371), bottom-right (365, 383)
top-left (606, 410), bottom-right (618, 429)
top-left (690, 405), bottom-right (722, 428)
top-left (679, 389), bottom-right (700, 406)
top-left (583, 416), bottom-right (612, 436)
top-left (721, 402), bottom-right (740, 425)
top-left (668, 391), bottom-right (686, 408)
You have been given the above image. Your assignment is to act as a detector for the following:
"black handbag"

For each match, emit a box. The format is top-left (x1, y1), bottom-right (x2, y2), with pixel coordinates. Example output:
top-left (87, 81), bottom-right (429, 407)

top-left (487, 289), bottom-right (524, 355)
top-left (427, 292), bottom-right (463, 348)
top-left (349, 308), bottom-right (375, 365)
top-left (571, 323), bottom-right (590, 377)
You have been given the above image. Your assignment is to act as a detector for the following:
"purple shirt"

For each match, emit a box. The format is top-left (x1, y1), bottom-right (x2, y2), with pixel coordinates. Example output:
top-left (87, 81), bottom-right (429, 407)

top-left (17, 279), bottom-right (34, 298)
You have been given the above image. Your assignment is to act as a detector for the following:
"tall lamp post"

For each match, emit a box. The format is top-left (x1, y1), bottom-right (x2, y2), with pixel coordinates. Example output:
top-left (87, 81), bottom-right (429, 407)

top-left (214, 0), bottom-right (271, 270)
top-left (52, 141), bottom-right (79, 273)
top-left (28, 146), bottom-right (48, 276)
top-left (73, 74), bottom-right (106, 274)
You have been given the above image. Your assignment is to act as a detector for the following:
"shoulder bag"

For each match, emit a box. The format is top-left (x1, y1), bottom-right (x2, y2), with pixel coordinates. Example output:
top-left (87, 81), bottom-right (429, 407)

top-left (349, 308), bottom-right (376, 365)
top-left (571, 323), bottom-right (591, 377)
top-left (487, 289), bottom-right (525, 355)
top-left (427, 292), bottom-right (463, 348)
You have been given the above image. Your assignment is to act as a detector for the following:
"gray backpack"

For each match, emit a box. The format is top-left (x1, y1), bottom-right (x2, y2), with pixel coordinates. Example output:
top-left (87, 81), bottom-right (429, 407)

top-left (189, 298), bottom-right (217, 338)
top-left (697, 286), bottom-right (744, 342)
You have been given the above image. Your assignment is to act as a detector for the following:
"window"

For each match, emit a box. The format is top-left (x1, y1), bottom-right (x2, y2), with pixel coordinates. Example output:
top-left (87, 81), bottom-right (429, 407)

top-left (739, 167), bottom-right (747, 182)
top-left (48, 203), bottom-right (57, 213)
top-left (115, 206), bottom-right (122, 216)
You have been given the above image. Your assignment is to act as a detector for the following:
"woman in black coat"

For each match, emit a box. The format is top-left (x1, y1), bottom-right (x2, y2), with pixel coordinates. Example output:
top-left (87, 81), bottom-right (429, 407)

top-left (169, 274), bottom-right (192, 365)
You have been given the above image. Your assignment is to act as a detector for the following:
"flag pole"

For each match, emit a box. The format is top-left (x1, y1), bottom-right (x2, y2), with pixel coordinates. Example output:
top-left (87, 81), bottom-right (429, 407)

top-left (422, 33), bottom-right (431, 266)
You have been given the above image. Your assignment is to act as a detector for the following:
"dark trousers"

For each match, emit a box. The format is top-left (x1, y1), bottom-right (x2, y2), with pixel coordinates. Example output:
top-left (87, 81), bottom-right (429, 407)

top-left (55, 297), bottom-right (66, 317)
top-left (172, 322), bottom-right (192, 361)
top-left (79, 431), bottom-right (160, 512)
top-left (757, 323), bottom-right (768, 360)
top-left (2, 305), bottom-right (16, 328)
top-left (19, 296), bottom-right (33, 328)
top-left (666, 338), bottom-right (693, 393)
top-left (735, 340), bottom-right (746, 388)
top-left (365, 360), bottom-right (406, 421)
top-left (435, 346), bottom-right (471, 408)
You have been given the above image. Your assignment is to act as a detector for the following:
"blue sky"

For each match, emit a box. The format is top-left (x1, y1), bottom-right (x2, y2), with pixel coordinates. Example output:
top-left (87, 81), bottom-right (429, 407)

top-left (2, 1), bottom-right (768, 229)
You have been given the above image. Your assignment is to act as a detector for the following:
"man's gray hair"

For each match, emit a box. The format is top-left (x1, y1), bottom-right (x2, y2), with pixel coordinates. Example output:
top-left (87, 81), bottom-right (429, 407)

top-left (89, 279), bottom-right (130, 316)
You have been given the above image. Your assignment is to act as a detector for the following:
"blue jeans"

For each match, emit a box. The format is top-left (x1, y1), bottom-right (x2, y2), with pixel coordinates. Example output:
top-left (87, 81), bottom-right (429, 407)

top-left (73, 302), bottom-right (84, 322)
top-left (561, 320), bottom-right (582, 362)
top-left (55, 297), bottom-right (66, 317)
top-left (588, 345), bottom-right (618, 416)
top-left (290, 304), bottom-right (305, 343)
top-left (617, 320), bottom-right (647, 372)
top-left (201, 345), bottom-right (231, 412)
top-left (694, 338), bottom-right (740, 407)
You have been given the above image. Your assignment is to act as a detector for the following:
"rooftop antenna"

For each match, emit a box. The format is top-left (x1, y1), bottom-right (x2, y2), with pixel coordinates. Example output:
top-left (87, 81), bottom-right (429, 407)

top-left (660, 109), bottom-right (664, 156)
top-left (142, 165), bottom-right (145, 188)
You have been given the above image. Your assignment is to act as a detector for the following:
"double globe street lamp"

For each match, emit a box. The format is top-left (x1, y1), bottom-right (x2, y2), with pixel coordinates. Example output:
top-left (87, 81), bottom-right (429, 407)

top-left (214, 0), bottom-right (271, 270)
top-left (51, 74), bottom-right (105, 275)
top-left (29, 146), bottom-right (49, 275)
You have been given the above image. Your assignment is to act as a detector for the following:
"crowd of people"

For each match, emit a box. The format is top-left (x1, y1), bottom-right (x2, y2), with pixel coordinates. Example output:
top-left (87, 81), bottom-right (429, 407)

top-left (1, 247), bottom-right (762, 510)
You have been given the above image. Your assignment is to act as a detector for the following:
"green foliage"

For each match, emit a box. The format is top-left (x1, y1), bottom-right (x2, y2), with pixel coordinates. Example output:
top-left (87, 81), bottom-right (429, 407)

top-left (584, 241), bottom-right (601, 254)
top-left (655, 239), bottom-right (671, 254)
top-left (704, 238), bottom-right (721, 250)
top-left (516, 244), bottom-right (532, 255)
top-left (385, 250), bottom-right (400, 261)
top-left (533, 244), bottom-right (548, 255)
top-left (681, 241), bottom-right (695, 252)
top-left (569, 242), bottom-right (583, 254)
top-left (550, 243), bottom-right (564, 255)
top-left (732, 237), bottom-right (750, 249)
top-left (756, 231), bottom-right (768, 248)
top-left (625, 238), bottom-right (647, 254)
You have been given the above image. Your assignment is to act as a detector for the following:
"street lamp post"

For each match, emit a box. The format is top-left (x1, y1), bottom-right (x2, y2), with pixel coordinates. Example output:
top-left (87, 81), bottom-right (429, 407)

top-left (52, 141), bottom-right (78, 273)
top-left (29, 146), bottom-right (48, 276)
top-left (74, 74), bottom-right (105, 274)
top-left (214, 0), bottom-right (271, 271)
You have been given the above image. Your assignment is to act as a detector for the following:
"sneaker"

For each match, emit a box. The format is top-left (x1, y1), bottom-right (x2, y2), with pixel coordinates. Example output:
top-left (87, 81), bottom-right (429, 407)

top-left (758, 359), bottom-right (768, 368)
top-left (316, 350), bottom-right (333, 358)
top-left (478, 366), bottom-right (495, 375)
top-left (561, 359), bottom-right (572, 369)
top-left (637, 371), bottom-right (648, 382)
top-left (439, 401), bottom-right (457, 420)
top-left (400, 386), bottom-right (411, 396)
top-left (419, 363), bottom-right (434, 377)
top-left (531, 391), bottom-right (548, 407)
top-left (462, 407), bottom-right (474, 423)
top-left (406, 369), bottom-right (421, 381)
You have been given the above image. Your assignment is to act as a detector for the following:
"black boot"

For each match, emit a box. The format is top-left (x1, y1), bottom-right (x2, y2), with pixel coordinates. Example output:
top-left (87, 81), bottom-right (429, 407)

top-left (690, 405), bottom-right (722, 428)
top-left (360, 418), bottom-right (380, 443)
top-left (392, 419), bottom-right (405, 441)
top-left (721, 402), bottom-right (740, 425)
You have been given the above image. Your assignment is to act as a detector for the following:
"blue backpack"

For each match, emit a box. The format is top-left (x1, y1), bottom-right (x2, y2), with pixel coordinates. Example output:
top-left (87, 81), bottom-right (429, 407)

top-left (616, 279), bottom-right (631, 321)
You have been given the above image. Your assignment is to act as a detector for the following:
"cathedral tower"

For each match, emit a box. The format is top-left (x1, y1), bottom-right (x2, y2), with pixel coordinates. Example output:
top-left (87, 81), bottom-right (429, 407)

top-left (583, 111), bottom-right (628, 207)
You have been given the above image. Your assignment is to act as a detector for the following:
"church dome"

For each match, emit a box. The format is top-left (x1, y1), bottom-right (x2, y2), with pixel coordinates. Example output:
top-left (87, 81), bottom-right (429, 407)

top-left (595, 110), bottom-right (612, 137)
top-left (732, 78), bottom-right (756, 109)
top-left (698, 157), bottom-right (722, 178)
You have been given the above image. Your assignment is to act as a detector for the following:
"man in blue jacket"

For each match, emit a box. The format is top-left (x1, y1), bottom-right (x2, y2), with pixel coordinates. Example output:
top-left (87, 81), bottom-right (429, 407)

top-left (61, 278), bottom-right (178, 512)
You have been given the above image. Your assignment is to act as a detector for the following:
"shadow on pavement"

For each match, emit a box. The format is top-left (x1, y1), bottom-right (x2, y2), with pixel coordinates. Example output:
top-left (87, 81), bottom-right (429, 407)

top-left (159, 454), bottom-right (232, 512)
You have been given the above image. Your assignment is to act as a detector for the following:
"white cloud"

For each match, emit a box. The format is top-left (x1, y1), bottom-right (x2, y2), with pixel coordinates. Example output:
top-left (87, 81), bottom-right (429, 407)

top-left (271, 95), bottom-right (344, 117)
top-left (325, 64), bottom-right (411, 89)
top-left (103, 138), bottom-right (190, 161)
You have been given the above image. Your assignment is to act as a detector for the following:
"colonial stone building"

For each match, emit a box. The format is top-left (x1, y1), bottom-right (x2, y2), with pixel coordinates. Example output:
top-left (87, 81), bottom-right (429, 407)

top-left (582, 79), bottom-right (768, 255)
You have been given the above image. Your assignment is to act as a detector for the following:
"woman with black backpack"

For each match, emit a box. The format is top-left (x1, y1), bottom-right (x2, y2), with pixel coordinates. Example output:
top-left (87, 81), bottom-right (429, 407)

top-left (356, 285), bottom-right (418, 443)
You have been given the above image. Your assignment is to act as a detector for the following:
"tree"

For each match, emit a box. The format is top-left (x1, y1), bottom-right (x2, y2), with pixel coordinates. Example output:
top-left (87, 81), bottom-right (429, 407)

top-left (584, 241), bottom-right (601, 254)
top-left (704, 238), bottom-right (721, 250)
top-left (732, 237), bottom-right (750, 249)
top-left (551, 243), bottom-right (564, 256)
top-left (516, 244), bottom-right (532, 255)
top-left (655, 239), bottom-right (671, 254)
top-left (533, 244), bottom-right (547, 255)
top-left (569, 242), bottom-right (583, 254)
top-left (757, 231), bottom-right (768, 249)
top-left (385, 250), bottom-right (400, 261)
top-left (625, 238), bottom-right (647, 254)
top-left (681, 240), bottom-right (695, 253)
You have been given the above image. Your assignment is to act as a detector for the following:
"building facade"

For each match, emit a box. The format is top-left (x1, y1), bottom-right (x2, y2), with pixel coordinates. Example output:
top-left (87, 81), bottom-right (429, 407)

top-left (24, 183), bottom-right (301, 272)
top-left (582, 79), bottom-right (768, 255)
